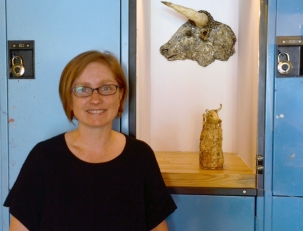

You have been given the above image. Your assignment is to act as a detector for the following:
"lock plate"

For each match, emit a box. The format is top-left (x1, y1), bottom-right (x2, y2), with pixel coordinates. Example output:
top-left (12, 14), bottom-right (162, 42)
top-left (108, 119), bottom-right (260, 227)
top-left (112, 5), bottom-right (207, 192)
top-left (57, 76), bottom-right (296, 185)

top-left (276, 36), bottom-right (303, 78)
top-left (8, 40), bottom-right (35, 79)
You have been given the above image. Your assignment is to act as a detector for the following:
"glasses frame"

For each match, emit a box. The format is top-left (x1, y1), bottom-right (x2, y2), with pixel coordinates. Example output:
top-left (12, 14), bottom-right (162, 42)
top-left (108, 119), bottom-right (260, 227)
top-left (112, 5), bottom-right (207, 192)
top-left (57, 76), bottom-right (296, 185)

top-left (71, 84), bottom-right (121, 97)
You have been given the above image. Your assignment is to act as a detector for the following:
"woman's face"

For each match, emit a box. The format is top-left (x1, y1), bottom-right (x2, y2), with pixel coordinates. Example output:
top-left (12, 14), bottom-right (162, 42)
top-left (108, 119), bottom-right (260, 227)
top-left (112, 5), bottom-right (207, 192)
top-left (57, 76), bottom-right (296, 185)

top-left (70, 62), bottom-right (122, 129)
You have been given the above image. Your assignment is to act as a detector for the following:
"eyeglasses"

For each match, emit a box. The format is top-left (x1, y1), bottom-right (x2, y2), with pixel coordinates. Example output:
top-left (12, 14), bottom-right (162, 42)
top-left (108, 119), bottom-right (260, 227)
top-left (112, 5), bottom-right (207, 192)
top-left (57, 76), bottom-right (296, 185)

top-left (71, 84), bottom-right (121, 97)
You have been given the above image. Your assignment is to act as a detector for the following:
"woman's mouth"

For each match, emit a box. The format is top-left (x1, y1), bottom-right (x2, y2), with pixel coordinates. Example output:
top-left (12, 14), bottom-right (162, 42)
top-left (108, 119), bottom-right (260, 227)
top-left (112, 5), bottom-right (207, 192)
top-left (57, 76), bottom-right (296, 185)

top-left (87, 109), bottom-right (105, 114)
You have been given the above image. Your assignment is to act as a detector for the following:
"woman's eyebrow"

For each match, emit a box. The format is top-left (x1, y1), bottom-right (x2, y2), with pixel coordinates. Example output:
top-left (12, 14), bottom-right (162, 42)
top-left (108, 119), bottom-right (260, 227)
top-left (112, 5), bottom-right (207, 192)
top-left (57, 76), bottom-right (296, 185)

top-left (73, 79), bottom-right (116, 86)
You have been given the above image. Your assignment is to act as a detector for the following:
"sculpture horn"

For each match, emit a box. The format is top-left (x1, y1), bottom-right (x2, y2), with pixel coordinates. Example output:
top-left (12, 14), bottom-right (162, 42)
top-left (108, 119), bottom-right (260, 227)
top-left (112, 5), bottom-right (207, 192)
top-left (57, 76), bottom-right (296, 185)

top-left (161, 1), bottom-right (208, 28)
top-left (216, 104), bottom-right (222, 112)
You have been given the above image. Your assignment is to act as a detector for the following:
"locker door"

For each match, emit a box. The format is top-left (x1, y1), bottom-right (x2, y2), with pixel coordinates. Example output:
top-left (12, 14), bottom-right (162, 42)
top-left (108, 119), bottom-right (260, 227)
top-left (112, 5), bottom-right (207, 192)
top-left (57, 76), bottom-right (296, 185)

top-left (273, 0), bottom-right (303, 197)
top-left (272, 196), bottom-right (303, 231)
top-left (167, 195), bottom-right (255, 231)
top-left (6, 0), bottom-right (122, 189)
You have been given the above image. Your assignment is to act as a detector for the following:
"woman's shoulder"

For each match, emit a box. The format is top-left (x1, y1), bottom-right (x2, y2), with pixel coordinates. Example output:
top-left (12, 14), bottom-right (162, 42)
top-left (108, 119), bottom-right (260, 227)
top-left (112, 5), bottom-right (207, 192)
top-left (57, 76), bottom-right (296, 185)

top-left (124, 135), bottom-right (152, 151)
top-left (28, 133), bottom-right (66, 162)
top-left (32, 133), bottom-right (65, 152)
top-left (123, 134), bottom-right (156, 160)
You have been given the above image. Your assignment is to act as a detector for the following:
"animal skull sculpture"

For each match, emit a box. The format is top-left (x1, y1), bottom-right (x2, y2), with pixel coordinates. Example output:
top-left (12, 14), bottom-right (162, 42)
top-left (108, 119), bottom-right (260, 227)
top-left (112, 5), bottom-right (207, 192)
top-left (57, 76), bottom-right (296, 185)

top-left (199, 104), bottom-right (224, 169)
top-left (160, 2), bottom-right (237, 67)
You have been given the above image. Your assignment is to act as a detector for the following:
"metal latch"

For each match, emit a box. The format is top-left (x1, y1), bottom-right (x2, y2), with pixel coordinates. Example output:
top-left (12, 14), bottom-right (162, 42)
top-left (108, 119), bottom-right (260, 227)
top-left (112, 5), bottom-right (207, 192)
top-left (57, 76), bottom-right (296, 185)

top-left (256, 155), bottom-right (264, 173)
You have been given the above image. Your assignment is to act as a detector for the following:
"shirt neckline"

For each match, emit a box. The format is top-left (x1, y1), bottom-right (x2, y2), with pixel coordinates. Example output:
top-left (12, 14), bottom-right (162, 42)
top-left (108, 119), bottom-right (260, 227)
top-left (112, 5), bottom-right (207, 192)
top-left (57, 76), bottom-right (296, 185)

top-left (61, 133), bottom-right (128, 166)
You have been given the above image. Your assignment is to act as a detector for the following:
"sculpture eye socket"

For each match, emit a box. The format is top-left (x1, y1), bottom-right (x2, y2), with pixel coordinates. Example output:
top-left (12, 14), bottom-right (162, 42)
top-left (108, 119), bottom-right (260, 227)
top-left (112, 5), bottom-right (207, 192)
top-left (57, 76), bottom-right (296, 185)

top-left (185, 30), bottom-right (192, 37)
top-left (199, 28), bottom-right (210, 41)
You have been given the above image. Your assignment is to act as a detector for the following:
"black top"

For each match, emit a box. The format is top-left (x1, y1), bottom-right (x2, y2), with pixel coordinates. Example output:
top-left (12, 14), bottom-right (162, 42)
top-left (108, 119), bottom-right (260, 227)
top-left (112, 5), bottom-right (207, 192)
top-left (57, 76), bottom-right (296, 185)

top-left (4, 133), bottom-right (176, 231)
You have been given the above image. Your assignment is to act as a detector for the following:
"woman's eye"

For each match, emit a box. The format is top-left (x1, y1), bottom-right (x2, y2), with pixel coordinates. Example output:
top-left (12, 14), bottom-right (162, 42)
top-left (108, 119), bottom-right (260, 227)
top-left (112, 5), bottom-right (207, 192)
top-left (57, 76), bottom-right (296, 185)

top-left (101, 85), bottom-right (110, 91)
top-left (76, 87), bottom-right (88, 92)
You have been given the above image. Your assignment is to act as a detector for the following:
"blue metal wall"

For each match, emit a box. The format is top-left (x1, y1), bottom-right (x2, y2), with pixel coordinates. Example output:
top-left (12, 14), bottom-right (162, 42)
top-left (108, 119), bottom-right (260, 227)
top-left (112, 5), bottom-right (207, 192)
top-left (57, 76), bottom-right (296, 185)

top-left (167, 195), bottom-right (255, 231)
top-left (272, 197), bottom-right (303, 230)
top-left (266, 0), bottom-right (303, 230)
top-left (0, 1), bottom-right (9, 229)
top-left (273, 0), bottom-right (303, 197)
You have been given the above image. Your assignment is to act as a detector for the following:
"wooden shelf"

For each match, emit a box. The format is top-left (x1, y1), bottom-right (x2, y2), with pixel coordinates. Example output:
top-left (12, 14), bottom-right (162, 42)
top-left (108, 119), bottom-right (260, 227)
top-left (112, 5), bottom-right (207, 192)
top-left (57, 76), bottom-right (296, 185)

top-left (155, 152), bottom-right (256, 189)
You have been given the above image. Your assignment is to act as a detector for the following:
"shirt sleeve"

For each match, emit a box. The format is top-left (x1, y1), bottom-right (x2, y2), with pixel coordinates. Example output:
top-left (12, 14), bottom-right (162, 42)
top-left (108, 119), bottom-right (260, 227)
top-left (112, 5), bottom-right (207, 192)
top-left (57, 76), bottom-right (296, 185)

top-left (142, 144), bottom-right (177, 230)
top-left (3, 143), bottom-right (46, 231)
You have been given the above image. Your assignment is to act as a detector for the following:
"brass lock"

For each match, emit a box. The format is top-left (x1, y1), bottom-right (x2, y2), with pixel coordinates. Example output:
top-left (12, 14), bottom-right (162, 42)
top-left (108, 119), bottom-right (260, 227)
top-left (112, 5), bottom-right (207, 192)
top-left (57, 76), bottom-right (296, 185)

top-left (277, 52), bottom-right (293, 75)
top-left (11, 56), bottom-right (25, 77)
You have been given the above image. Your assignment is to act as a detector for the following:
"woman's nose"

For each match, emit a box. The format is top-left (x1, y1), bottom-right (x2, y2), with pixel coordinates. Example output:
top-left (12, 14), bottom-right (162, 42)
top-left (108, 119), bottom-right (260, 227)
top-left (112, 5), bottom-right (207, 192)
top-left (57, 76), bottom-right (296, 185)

top-left (89, 90), bottom-right (103, 103)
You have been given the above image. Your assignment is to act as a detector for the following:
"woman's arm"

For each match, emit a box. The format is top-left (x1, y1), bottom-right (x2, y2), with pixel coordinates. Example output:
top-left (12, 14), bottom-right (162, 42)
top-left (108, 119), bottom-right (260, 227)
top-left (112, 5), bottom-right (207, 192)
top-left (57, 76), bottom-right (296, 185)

top-left (9, 215), bottom-right (29, 231)
top-left (151, 220), bottom-right (169, 231)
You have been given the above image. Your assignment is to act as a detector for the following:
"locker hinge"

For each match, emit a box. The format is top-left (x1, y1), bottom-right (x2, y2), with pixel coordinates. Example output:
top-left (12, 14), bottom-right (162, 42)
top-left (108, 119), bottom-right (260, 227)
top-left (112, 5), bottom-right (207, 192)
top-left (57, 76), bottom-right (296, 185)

top-left (256, 155), bottom-right (264, 173)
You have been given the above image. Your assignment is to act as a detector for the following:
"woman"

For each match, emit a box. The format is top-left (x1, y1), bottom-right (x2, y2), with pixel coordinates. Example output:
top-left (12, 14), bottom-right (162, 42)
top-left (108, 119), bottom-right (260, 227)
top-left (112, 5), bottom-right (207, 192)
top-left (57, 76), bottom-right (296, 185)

top-left (4, 51), bottom-right (177, 231)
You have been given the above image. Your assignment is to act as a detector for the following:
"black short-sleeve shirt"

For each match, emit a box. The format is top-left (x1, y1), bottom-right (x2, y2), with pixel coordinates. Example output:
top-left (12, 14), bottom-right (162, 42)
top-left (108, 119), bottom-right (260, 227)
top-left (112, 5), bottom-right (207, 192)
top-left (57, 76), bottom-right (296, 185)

top-left (4, 133), bottom-right (177, 231)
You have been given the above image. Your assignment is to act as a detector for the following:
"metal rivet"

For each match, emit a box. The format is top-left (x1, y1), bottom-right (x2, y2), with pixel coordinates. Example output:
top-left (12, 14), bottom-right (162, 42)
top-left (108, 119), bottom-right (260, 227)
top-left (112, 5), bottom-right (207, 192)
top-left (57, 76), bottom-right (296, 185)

top-left (256, 155), bottom-right (264, 161)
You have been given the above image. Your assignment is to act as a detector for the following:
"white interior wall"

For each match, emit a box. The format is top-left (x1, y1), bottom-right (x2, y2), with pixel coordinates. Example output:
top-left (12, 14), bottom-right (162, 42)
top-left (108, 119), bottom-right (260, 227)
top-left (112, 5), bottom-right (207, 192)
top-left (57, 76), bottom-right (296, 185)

top-left (137, 0), bottom-right (259, 170)
top-left (137, 0), bottom-right (152, 144)
top-left (237, 1), bottom-right (260, 170)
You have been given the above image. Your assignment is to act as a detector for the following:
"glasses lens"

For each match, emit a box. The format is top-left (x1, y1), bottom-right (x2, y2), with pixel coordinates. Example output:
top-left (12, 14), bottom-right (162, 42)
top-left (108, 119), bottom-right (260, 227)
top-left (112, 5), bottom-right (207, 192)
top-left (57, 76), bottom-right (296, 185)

top-left (73, 86), bottom-right (92, 97)
top-left (98, 85), bottom-right (117, 95)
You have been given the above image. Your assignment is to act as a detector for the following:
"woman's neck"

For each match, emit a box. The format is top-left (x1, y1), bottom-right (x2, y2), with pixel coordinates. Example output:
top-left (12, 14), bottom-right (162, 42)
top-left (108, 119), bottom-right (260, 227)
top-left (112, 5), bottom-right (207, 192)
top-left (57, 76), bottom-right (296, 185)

top-left (65, 126), bottom-right (125, 163)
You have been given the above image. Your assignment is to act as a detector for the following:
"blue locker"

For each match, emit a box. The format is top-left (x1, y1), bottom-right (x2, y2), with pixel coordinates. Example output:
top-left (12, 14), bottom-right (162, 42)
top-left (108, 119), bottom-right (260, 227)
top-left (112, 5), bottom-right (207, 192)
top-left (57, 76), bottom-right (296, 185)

top-left (273, 78), bottom-right (303, 196)
top-left (273, 0), bottom-right (303, 197)
top-left (267, 0), bottom-right (303, 230)
top-left (272, 196), bottom-right (303, 231)
top-left (6, 0), bottom-right (121, 188)
top-left (167, 195), bottom-right (255, 231)
top-left (1, 1), bottom-right (130, 230)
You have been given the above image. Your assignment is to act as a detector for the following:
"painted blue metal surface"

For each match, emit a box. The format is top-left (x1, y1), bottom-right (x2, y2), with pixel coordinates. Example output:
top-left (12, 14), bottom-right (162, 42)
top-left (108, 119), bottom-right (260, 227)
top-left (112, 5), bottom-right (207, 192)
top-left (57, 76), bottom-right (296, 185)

top-left (273, 78), bottom-right (303, 196)
top-left (0, 0), bottom-right (10, 230)
top-left (255, 196), bottom-right (264, 231)
top-left (166, 195), bottom-right (255, 231)
top-left (6, 0), bottom-right (121, 188)
top-left (272, 196), bottom-right (303, 230)
top-left (276, 0), bottom-right (303, 36)
top-left (273, 0), bottom-right (303, 197)
top-left (266, 0), bottom-right (303, 230)
top-left (263, 0), bottom-right (278, 230)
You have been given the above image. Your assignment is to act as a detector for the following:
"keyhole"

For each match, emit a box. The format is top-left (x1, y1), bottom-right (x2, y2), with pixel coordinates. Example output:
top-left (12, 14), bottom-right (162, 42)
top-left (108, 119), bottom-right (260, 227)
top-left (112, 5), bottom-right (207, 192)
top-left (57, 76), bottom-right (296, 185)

top-left (14, 67), bottom-right (21, 74)
top-left (282, 64), bottom-right (289, 71)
